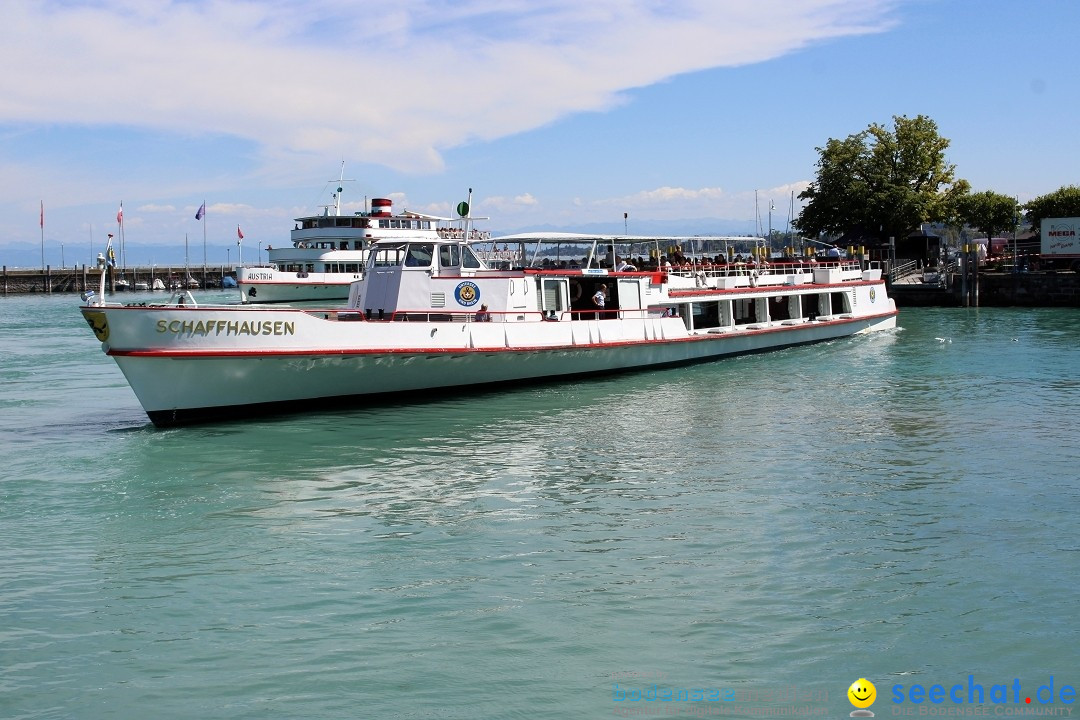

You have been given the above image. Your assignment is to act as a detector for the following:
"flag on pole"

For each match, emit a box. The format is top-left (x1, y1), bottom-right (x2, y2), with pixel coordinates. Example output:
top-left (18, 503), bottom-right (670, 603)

top-left (117, 202), bottom-right (124, 224)
top-left (40, 201), bottom-right (44, 229)
top-left (237, 225), bottom-right (244, 242)
top-left (195, 202), bottom-right (205, 220)
top-left (106, 234), bottom-right (116, 267)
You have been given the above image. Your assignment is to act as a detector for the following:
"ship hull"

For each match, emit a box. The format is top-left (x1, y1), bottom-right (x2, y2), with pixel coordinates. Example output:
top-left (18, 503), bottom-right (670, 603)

top-left (87, 306), bottom-right (895, 426)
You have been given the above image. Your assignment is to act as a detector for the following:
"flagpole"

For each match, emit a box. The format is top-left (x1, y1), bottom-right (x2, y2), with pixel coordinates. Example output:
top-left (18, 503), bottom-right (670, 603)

top-left (39, 200), bottom-right (44, 272)
top-left (118, 201), bottom-right (125, 270)
top-left (202, 199), bottom-right (207, 276)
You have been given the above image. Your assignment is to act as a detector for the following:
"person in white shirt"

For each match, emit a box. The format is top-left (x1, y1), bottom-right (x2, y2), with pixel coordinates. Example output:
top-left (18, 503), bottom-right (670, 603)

top-left (592, 284), bottom-right (608, 319)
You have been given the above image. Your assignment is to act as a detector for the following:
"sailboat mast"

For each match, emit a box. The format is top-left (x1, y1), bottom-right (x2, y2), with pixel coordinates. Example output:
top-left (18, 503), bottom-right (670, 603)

top-left (202, 200), bottom-right (207, 273)
top-left (755, 190), bottom-right (762, 238)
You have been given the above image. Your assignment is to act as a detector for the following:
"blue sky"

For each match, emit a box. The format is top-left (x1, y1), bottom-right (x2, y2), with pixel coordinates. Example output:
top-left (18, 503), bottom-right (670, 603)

top-left (2, 0), bottom-right (1077, 268)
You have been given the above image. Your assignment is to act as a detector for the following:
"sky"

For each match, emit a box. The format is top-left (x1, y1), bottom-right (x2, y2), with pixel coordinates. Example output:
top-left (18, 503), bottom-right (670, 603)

top-left (1, 0), bottom-right (1078, 268)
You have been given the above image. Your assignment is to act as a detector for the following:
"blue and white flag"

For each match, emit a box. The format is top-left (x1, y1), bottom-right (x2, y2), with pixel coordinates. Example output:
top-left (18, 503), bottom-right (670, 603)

top-left (195, 202), bottom-right (205, 221)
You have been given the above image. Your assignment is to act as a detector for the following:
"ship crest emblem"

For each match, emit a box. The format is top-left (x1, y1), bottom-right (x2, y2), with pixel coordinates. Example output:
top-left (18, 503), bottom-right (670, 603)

top-left (455, 281), bottom-right (480, 307)
top-left (869, 288), bottom-right (877, 302)
top-left (84, 311), bottom-right (110, 342)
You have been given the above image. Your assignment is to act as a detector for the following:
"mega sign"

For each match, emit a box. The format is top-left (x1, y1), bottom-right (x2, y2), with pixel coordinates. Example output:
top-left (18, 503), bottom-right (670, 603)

top-left (1041, 217), bottom-right (1079, 254)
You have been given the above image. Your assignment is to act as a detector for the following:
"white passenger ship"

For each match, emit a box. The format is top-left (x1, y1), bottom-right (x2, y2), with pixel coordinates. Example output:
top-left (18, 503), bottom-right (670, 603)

top-left (236, 189), bottom-right (487, 303)
top-left (80, 233), bottom-right (898, 427)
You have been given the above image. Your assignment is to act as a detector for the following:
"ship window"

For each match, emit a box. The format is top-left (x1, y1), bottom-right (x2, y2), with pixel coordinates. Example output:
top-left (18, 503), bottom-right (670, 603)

top-left (404, 243), bottom-right (434, 267)
top-left (733, 298), bottom-right (757, 325)
top-left (542, 279), bottom-right (566, 311)
top-left (462, 246), bottom-right (483, 269)
top-left (692, 301), bottom-right (721, 329)
top-left (371, 244), bottom-right (406, 267)
top-left (768, 295), bottom-right (792, 322)
top-left (439, 244), bottom-right (461, 268)
top-left (391, 220), bottom-right (401, 229)
top-left (379, 219), bottom-right (389, 228)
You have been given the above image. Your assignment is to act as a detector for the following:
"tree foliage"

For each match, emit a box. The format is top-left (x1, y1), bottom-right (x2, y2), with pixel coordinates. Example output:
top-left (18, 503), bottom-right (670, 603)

top-left (1024, 185), bottom-right (1080, 233)
top-left (795, 115), bottom-right (969, 243)
top-left (956, 190), bottom-right (1019, 241)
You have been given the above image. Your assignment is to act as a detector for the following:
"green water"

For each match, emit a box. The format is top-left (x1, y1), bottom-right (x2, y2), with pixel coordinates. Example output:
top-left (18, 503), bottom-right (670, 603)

top-left (2, 294), bottom-right (1078, 719)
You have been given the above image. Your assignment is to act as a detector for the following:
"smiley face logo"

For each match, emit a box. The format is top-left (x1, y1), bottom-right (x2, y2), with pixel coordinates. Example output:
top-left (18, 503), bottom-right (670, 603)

top-left (848, 678), bottom-right (876, 710)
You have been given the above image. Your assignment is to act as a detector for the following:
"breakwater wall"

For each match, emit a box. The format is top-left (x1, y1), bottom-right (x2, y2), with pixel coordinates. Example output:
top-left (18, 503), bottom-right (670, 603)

top-left (5, 265), bottom-right (1078, 307)
top-left (890, 271), bottom-right (1080, 307)
top-left (2, 265), bottom-right (233, 295)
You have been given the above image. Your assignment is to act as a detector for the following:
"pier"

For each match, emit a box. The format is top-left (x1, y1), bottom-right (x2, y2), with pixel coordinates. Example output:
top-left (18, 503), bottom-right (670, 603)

top-left (1, 265), bottom-right (234, 295)
top-left (888, 270), bottom-right (1080, 307)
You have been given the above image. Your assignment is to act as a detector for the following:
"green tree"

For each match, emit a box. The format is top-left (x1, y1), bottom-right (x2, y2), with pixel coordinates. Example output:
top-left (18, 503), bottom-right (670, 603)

top-left (796, 115), bottom-right (969, 243)
top-left (1024, 185), bottom-right (1080, 233)
top-left (956, 190), bottom-right (1019, 244)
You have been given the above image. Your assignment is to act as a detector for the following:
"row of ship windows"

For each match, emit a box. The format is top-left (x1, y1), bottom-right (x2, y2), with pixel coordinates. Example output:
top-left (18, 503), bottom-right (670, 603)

top-left (278, 263), bottom-right (364, 273)
top-left (301, 219), bottom-right (435, 230)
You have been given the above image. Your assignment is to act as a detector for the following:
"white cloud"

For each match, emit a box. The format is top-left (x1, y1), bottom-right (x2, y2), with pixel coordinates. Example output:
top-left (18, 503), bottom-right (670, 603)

top-left (0, 0), bottom-right (895, 175)
top-left (483, 193), bottom-right (541, 212)
top-left (137, 204), bottom-right (177, 214)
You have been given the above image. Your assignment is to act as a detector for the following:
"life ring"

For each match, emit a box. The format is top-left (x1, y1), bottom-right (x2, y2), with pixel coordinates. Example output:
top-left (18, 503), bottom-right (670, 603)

top-left (569, 279), bottom-right (583, 302)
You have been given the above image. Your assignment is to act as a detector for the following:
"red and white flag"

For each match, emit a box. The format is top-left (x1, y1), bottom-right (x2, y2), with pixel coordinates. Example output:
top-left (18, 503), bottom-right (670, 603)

top-left (117, 202), bottom-right (124, 224)
top-left (237, 225), bottom-right (244, 242)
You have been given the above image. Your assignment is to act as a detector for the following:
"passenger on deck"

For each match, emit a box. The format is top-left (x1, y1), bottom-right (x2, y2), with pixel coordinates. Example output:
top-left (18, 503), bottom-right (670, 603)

top-left (618, 258), bottom-right (637, 271)
top-left (592, 284), bottom-right (608, 320)
top-left (475, 304), bottom-right (491, 322)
